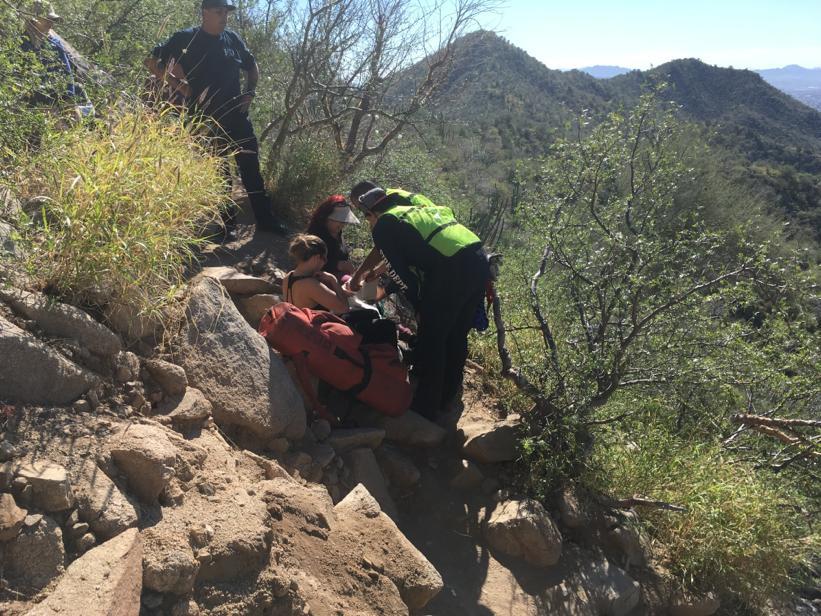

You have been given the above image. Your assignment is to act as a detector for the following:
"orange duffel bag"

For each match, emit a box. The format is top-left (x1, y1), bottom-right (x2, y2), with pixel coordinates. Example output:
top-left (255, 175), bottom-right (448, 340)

top-left (258, 302), bottom-right (411, 417)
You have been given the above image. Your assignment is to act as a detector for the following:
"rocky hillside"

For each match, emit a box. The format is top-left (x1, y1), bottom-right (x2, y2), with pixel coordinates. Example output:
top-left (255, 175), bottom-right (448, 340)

top-left (0, 197), bottom-right (738, 616)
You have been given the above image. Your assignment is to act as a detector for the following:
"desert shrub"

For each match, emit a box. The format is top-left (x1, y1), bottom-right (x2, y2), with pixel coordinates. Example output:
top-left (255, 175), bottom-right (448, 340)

top-left (585, 406), bottom-right (818, 606)
top-left (10, 104), bottom-right (226, 319)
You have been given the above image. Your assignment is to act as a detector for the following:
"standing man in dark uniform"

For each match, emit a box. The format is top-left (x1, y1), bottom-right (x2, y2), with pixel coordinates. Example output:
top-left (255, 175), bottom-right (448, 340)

top-left (353, 184), bottom-right (490, 420)
top-left (145, 0), bottom-right (284, 238)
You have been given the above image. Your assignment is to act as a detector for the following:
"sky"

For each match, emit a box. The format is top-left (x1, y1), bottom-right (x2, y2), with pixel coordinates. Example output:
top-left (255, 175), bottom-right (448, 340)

top-left (481, 0), bottom-right (821, 71)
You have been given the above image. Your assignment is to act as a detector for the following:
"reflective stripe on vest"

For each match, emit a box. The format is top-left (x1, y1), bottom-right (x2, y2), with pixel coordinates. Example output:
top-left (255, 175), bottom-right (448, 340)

top-left (382, 204), bottom-right (480, 258)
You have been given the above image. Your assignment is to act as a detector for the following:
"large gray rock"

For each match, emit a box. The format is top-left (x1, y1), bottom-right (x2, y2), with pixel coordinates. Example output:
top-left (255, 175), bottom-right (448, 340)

top-left (374, 445), bottom-right (420, 490)
top-left (14, 461), bottom-right (74, 511)
top-left (0, 288), bottom-right (121, 357)
top-left (572, 555), bottom-right (641, 616)
top-left (327, 428), bottom-right (385, 453)
top-left (176, 276), bottom-right (304, 441)
top-left (0, 492), bottom-right (27, 541)
top-left (26, 528), bottom-right (142, 616)
top-left (381, 410), bottom-right (446, 448)
top-left (201, 266), bottom-right (276, 295)
top-left (485, 499), bottom-right (562, 567)
top-left (236, 293), bottom-right (279, 328)
top-left (342, 448), bottom-right (397, 520)
top-left (335, 484), bottom-right (443, 610)
top-left (459, 414), bottom-right (521, 463)
top-left (108, 424), bottom-right (176, 504)
top-left (145, 358), bottom-right (188, 396)
top-left (0, 314), bottom-right (97, 404)
top-left (1, 514), bottom-right (65, 593)
top-left (74, 465), bottom-right (139, 540)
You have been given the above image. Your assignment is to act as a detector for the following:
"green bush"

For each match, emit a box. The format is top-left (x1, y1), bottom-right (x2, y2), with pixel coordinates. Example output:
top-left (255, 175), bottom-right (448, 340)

top-left (10, 105), bottom-right (226, 320)
top-left (585, 408), bottom-right (818, 606)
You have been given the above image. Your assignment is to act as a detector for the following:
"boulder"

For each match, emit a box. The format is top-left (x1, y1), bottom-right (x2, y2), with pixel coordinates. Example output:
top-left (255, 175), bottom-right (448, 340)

top-left (14, 461), bottom-right (74, 511)
top-left (0, 220), bottom-right (17, 257)
top-left (162, 387), bottom-right (212, 427)
top-left (670, 592), bottom-right (721, 616)
top-left (459, 414), bottom-right (521, 463)
top-left (327, 428), bottom-right (385, 453)
top-left (557, 487), bottom-right (586, 529)
top-left (145, 358), bottom-right (188, 396)
top-left (381, 410), bottom-right (446, 448)
top-left (236, 293), bottom-right (280, 327)
top-left (1, 514), bottom-right (65, 593)
top-left (26, 528), bottom-right (142, 616)
top-left (374, 445), bottom-right (420, 490)
top-left (176, 276), bottom-right (305, 441)
top-left (485, 499), bottom-right (562, 567)
top-left (141, 532), bottom-right (199, 595)
top-left (608, 525), bottom-right (647, 567)
top-left (108, 424), bottom-right (177, 503)
top-left (572, 555), bottom-right (641, 616)
top-left (73, 465), bottom-right (139, 540)
top-left (105, 299), bottom-right (160, 341)
top-left (335, 484), bottom-right (443, 610)
top-left (449, 459), bottom-right (484, 491)
top-left (0, 492), bottom-right (27, 541)
top-left (201, 266), bottom-right (276, 295)
top-left (342, 448), bottom-right (397, 520)
top-left (0, 314), bottom-right (97, 404)
top-left (0, 288), bottom-right (121, 357)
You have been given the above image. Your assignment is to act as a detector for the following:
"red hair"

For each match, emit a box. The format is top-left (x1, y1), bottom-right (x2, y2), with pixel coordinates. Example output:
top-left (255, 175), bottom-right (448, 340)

top-left (307, 194), bottom-right (347, 237)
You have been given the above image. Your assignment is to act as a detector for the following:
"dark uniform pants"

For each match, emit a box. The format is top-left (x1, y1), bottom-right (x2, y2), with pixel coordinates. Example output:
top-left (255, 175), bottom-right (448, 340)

top-left (217, 112), bottom-right (276, 228)
top-left (412, 244), bottom-right (490, 418)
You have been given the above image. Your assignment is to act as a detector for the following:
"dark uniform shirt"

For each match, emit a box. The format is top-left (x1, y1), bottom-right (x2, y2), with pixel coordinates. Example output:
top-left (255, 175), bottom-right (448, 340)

top-left (151, 27), bottom-right (254, 120)
top-left (21, 34), bottom-right (77, 102)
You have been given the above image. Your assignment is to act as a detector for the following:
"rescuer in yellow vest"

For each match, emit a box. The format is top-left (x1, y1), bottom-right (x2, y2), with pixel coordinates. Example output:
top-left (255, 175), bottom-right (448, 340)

top-left (351, 181), bottom-right (490, 420)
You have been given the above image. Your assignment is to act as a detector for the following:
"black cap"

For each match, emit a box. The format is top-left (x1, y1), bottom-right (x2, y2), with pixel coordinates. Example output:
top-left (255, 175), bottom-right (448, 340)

top-left (350, 180), bottom-right (378, 203)
top-left (357, 187), bottom-right (388, 212)
top-left (201, 0), bottom-right (236, 10)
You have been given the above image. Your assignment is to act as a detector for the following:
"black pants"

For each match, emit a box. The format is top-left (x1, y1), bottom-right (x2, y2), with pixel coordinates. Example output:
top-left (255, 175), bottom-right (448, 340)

top-left (412, 245), bottom-right (490, 419)
top-left (216, 112), bottom-right (277, 228)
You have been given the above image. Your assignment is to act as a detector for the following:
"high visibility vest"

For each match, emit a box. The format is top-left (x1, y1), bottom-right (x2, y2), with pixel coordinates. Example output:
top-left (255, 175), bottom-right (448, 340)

top-left (382, 204), bottom-right (480, 258)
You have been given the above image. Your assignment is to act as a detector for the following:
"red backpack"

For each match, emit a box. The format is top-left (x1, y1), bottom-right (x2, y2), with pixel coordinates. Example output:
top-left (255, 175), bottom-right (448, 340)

top-left (258, 303), bottom-right (411, 418)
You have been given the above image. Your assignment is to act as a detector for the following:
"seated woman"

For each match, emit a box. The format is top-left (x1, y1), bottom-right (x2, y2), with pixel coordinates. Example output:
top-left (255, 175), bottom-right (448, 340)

top-left (306, 194), bottom-right (359, 282)
top-left (283, 234), bottom-right (351, 314)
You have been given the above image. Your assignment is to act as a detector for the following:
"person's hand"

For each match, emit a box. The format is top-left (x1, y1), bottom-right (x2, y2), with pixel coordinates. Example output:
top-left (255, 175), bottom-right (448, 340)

top-left (363, 269), bottom-right (378, 283)
top-left (348, 275), bottom-right (363, 292)
top-left (239, 93), bottom-right (254, 113)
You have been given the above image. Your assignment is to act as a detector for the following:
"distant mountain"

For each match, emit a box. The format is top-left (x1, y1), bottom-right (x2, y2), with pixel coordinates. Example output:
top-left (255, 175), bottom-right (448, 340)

top-left (412, 31), bottom-right (821, 236)
top-left (579, 65), bottom-right (632, 79)
top-left (756, 65), bottom-right (821, 111)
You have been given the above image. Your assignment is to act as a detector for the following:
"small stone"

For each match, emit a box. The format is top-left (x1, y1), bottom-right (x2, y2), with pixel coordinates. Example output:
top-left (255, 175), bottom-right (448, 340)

top-left (484, 499), bottom-right (562, 567)
top-left (149, 390), bottom-right (164, 404)
top-left (0, 493), bottom-right (27, 541)
top-left (307, 444), bottom-right (335, 469)
top-left (69, 521), bottom-right (90, 538)
top-left (73, 399), bottom-right (91, 413)
top-left (171, 599), bottom-right (201, 616)
top-left (0, 440), bottom-right (17, 462)
top-left (557, 488), bottom-right (586, 529)
top-left (145, 358), bottom-right (188, 396)
top-left (267, 437), bottom-right (290, 455)
top-left (14, 460), bottom-right (74, 511)
top-left (129, 390), bottom-right (146, 411)
top-left (310, 419), bottom-right (332, 442)
top-left (450, 459), bottom-right (484, 490)
top-left (189, 523), bottom-right (215, 547)
top-left (24, 513), bottom-right (43, 527)
top-left (76, 532), bottom-right (97, 552)
top-left (493, 489), bottom-right (510, 503)
top-left (87, 389), bottom-right (100, 409)
top-left (115, 351), bottom-right (141, 383)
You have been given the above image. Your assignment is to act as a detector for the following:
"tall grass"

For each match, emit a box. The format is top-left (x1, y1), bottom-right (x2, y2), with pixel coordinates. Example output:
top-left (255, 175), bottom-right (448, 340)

top-left (585, 406), bottom-right (818, 607)
top-left (11, 104), bottom-right (226, 322)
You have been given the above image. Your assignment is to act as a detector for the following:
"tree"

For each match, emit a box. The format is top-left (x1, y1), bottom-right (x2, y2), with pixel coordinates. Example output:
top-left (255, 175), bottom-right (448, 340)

top-left (259, 0), bottom-right (498, 172)
top-left (492, 90), bottom-right (770, 483)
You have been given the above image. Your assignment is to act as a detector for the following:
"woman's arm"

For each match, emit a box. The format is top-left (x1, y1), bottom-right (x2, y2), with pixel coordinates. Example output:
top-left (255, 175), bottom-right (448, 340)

top-left (307, 278), bottom-right (350, 314)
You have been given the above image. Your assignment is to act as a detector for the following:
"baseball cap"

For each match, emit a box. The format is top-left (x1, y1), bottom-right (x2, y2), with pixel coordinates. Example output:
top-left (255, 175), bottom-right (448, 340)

top-left (357, 187), bottom-right (388, 213)
top-left (29, 0), bottom-right (61, 21)
top-left (201, 0), bottom-right (236, 10)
